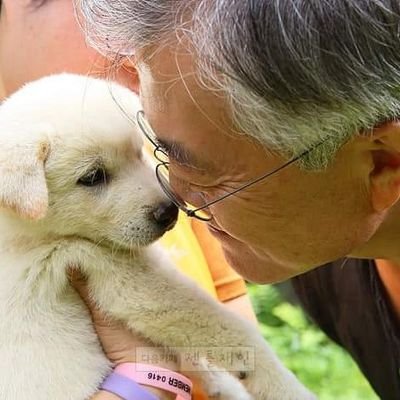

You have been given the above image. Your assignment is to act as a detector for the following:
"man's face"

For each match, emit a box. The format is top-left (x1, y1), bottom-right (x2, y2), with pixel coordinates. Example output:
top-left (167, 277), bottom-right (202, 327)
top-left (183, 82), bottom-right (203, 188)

top-left (137, 45), bottom-right (383, 283)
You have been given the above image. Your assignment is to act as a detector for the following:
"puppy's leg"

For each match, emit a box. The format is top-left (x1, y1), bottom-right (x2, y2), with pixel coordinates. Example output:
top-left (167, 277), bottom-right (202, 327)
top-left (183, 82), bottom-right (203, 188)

top-left (188, 359), bottom-right (253, 400)
top-left (68, 241), bottom-right (315, 400)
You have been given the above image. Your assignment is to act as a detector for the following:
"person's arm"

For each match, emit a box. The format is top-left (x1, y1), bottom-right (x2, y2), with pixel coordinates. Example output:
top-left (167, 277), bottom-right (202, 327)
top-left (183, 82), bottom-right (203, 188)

top-left (92, 391), bottom-right (120, 400)
top-left (224, 293), bottom-right (258, 324)
top-left (70, 270), bottom-right (176, 400)
top-left (92, 388), bottom-right (175, 399)
top-left (92, 388), bottom-right (172, 399)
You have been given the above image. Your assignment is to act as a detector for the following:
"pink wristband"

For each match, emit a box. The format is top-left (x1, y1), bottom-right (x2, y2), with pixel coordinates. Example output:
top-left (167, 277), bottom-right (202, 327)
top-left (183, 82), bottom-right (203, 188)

top-left (115, 363), bottom-right (193, 400)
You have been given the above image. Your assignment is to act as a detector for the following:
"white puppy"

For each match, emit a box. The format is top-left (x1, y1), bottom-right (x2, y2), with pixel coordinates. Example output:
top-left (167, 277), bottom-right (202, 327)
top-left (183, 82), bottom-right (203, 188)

top-left (0, 74), bottom-right (315, 400)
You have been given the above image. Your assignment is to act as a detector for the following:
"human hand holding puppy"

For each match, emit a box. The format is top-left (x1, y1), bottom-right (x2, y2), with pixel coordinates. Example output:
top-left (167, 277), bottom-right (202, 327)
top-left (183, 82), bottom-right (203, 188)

top-left (70, 269), bottom-right (253, 400)
top-left (70, 270), bottom-right (177, 400)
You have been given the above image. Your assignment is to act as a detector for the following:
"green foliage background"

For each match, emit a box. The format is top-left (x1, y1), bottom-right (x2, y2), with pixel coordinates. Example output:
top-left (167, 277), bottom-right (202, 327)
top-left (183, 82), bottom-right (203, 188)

top-left (248, 284), bottom-right (379, 400)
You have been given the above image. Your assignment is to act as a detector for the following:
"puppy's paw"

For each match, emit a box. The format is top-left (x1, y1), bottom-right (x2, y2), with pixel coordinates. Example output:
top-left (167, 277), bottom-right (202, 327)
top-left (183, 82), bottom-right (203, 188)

top-left (244, 373), bottom-right (316, 400)
top-left (206, 372), bottom-right (253, 400)
top-left (189, 359), bottom-right (253, 400)
top-left (216, 338), bottom-right (315, 400)
top-left (239, 352), bottom-right (316, 400)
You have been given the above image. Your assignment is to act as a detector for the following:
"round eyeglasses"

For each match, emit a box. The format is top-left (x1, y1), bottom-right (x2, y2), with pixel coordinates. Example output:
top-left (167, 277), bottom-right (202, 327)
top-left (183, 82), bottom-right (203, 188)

top-left (136, 110), bottom-right (325, 222)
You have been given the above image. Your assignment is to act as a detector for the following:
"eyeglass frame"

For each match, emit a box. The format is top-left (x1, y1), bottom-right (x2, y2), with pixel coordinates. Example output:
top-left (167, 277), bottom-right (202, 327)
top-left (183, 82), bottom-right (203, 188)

top-left (136, 110), bottom-right (325, 222)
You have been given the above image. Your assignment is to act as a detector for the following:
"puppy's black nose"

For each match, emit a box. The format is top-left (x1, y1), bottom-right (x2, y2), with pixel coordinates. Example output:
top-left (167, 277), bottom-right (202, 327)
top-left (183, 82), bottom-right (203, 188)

top-left (153, 202), bottom-right (179, 231)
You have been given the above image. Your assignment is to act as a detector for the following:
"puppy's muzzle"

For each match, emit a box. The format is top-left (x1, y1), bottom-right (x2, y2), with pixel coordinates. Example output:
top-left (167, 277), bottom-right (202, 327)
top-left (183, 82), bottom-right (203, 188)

top-left (152, 201), bottom-right (179, 232)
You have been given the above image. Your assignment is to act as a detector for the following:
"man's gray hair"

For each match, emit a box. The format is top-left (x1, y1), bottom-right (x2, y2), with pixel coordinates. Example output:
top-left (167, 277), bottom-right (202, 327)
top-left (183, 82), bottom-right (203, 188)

top-left (77, 0), bottom-right (400, 168)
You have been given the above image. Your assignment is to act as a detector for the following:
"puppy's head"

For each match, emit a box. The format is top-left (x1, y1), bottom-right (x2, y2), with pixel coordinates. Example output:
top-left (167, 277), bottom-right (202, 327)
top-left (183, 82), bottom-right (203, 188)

top-left (0, 74), bottom-right (178, 247)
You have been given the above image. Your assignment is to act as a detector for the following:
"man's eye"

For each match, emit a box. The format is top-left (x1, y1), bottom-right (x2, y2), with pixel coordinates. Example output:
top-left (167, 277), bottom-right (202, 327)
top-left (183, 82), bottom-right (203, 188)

top-left (77, 168), bottom-right (108, 187)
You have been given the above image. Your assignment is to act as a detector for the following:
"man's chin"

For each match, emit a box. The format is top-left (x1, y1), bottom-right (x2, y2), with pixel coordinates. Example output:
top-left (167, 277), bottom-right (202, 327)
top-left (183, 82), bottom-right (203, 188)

top-left (221, 242), bottom-right (299, 284)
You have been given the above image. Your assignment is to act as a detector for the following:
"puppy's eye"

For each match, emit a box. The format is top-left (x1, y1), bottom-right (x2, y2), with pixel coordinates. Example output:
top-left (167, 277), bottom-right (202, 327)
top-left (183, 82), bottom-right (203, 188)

top-left (78, 168), bottom-right (108, 187)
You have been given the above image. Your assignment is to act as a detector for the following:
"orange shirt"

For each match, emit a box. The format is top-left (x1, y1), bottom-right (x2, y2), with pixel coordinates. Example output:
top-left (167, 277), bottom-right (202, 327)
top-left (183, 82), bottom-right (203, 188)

top-left (160, 215), bottom-right (247, 303)
top-left (160, 214), bottom-right (248, 400)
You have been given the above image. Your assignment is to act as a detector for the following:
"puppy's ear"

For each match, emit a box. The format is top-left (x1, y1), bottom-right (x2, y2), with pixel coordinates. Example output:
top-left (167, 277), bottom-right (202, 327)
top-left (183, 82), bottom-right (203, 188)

top-left (0, 123), bottom-right (51, 220)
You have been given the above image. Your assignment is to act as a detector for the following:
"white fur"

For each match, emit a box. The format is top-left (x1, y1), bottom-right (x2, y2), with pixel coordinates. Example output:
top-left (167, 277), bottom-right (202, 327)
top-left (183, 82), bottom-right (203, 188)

top-left (0, 74), bottom-right (315, 400)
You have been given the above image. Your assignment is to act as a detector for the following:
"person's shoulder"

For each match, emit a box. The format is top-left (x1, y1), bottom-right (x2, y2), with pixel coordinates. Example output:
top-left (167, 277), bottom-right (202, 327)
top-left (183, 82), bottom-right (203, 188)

top-left (290, 257), bottom-right (376, 337)
top-left (290, 258), bottom-right (377, 348)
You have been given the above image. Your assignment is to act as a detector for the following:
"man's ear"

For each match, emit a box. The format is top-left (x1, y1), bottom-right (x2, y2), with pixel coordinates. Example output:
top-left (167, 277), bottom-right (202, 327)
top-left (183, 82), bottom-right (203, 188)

top-left (369, 121), bottom-right (400, 213)
top-left (120, 58), bottom-right (140, 95)
top-left (0, 123), bottom-right (51, 220)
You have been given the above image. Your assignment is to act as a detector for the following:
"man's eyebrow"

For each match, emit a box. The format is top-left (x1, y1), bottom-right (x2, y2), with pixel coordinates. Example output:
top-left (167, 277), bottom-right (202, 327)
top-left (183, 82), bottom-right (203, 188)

top-left (156, 138), bottom-right (205, 169)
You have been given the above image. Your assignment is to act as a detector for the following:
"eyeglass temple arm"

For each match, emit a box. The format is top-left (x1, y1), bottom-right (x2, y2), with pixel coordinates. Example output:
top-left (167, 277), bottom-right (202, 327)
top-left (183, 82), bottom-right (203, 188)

top-left (191, 140), bottom-right (326, 214)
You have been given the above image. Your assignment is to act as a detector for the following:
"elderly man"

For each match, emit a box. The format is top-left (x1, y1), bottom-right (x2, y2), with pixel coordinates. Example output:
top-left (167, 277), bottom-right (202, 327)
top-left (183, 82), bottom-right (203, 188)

top-left (77, 1), bottom-right (400, 398)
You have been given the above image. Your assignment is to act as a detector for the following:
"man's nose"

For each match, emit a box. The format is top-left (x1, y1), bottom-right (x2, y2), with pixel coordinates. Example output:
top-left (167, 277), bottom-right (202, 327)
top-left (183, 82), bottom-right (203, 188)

top-left (184, 191), bottom-right (208, 209)
top-left (169, 174), bottom-right (205, 208)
